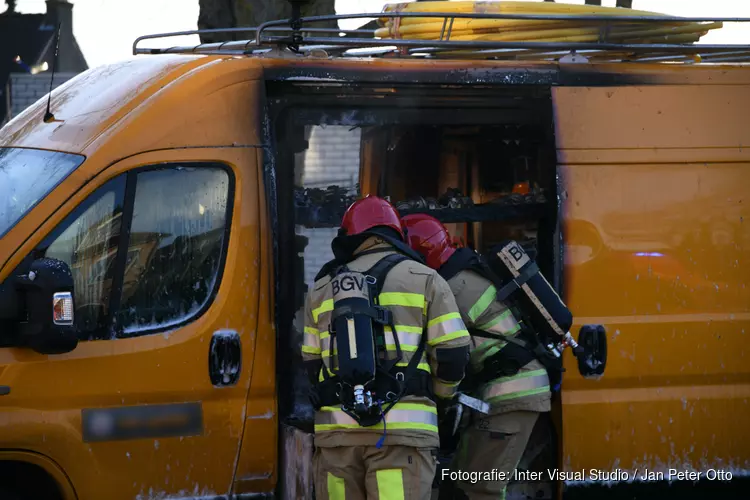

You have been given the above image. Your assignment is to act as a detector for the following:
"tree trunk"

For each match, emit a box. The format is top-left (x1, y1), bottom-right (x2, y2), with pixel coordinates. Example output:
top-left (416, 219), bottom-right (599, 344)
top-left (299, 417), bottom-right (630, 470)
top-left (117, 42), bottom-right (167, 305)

top-left (198, 0), bottom-right (336, 44)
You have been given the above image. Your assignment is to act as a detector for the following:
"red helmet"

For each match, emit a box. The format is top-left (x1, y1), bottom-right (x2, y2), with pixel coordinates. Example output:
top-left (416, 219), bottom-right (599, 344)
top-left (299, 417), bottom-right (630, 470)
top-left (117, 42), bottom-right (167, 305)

top-left (340, 195), bottom-right (404, 240)
top-left (401, 213), bottom-right (456, 269)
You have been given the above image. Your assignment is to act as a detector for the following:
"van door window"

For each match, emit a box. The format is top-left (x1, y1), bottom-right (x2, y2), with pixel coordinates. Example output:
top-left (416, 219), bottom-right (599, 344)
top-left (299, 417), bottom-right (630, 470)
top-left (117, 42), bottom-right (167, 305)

top-left (115, 166), bottom-right (231, 336)
top-left (34, 175), bottom-right (127, 337)
top-left (14, 164), bottom-right (232, 342)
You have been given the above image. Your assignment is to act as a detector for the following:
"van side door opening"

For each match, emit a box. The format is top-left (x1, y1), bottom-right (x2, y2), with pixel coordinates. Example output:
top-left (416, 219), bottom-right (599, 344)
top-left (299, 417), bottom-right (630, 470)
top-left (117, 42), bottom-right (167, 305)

top-left (264, 80), bottom-right (563, 499)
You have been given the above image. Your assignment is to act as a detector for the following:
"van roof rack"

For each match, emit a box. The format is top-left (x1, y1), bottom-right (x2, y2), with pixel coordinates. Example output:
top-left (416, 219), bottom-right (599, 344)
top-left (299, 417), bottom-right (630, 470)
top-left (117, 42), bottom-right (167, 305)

top-left (133, 11), bottom-right (750, 64)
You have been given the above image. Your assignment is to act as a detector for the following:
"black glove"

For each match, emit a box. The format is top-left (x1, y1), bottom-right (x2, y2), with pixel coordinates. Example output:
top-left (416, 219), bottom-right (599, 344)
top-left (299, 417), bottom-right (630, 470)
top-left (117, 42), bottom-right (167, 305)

top-left (437, 398), bottom-right (461, 453)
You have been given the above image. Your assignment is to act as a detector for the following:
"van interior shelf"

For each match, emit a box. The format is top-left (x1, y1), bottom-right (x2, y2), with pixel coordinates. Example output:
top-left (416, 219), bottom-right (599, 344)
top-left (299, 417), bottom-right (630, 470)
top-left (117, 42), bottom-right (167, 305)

top-left (295, 201), bottom-right (547, 228)
top-left (397, 201), bottom-right (548, 224)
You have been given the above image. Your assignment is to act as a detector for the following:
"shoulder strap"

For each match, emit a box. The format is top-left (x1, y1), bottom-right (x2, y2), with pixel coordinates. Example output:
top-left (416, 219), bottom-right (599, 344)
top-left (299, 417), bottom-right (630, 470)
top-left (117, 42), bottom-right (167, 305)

top-left (365, 253), bottom-right (411, 297)
top-left (494, 261), bottom-right (539, 302)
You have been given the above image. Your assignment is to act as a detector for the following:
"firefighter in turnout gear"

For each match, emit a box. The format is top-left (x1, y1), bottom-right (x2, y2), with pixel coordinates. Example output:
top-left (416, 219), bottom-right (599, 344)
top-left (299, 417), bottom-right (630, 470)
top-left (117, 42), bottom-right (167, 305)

top-left (302, 196), bottom-right (471, 500)
top-left (401, 214), bottom-right (552, 500)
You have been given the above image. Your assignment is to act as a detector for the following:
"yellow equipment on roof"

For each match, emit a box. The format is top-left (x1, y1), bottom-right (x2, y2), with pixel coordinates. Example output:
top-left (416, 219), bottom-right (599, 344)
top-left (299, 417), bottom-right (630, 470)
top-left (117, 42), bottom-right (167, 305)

top-left (376, 1), bottom-right (722, 45)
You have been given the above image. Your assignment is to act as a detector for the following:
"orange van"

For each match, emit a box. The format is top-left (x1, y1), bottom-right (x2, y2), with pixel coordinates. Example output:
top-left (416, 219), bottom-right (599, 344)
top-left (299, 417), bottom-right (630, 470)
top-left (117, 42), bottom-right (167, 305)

top-left (0, 7), bottom-right (749, 500)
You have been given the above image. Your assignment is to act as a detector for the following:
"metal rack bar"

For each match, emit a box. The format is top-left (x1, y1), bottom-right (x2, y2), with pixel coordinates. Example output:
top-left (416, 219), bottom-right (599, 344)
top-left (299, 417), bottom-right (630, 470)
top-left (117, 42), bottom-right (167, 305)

top-left (132, 11), bottom-right (750, 63)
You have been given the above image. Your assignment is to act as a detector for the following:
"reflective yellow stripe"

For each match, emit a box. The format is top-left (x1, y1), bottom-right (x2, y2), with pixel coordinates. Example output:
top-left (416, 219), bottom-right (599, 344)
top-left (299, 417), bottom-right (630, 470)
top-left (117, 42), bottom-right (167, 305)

top-left (395, 361), bottom-right (430, 372)
top-left (302, 345), bottom-right (321, 355)
top-left (427, 312), bottom-right (461, 328)
top-left (378, 292), bottom-right (425, 309)
top-left (482, 370), bottom-right (550, 403)
top-left (315, 403), bottom-right (437, 432)
top-left (385, 325), bottom-right (423, 333)
top-left (304, 327), bottom-right (320, 336)
top-left (433, 380), bottom-right (460, 399)
top-left (428, 329), bottom-right (469, 347)
top-left (427, 314), bottom-right (467, 345)
top-left (476, 309), bottom-right (521, 336)
top-left (315, 402), bottom-right (438, 433)
top-left (316, 422), bottom-right (438, 432)
top-left (320, 403), bottom-right (436, 413)
top-left (312, 299), bottom-right (334, 322)
top-left (328, 473), bottom-right (346, 500)
top-left (376, 469), bottom-right (405, 500)
top-left (468, 285), bottom-right (496, 322)
top-left (426, 312), bottom-right (468, 346)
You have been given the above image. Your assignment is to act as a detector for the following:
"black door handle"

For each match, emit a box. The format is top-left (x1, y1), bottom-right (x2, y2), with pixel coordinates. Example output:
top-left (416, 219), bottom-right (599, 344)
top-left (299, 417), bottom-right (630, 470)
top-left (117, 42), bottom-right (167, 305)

top-left (576, 324), bottom-right (607, 378)
top-left (0, 386), bottom-right (10, 396)
top-left (208, 329), bottom-right (242, 387)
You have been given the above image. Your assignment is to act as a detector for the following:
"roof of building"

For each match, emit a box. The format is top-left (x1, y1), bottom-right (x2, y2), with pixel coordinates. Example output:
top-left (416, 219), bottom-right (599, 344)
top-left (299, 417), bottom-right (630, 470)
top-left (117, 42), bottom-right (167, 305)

top-left (0, 12), bottom-right (55, 83)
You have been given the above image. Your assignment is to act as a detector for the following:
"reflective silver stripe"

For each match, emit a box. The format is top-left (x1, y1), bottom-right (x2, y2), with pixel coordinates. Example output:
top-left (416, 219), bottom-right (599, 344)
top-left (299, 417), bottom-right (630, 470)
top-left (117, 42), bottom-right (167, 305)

top-left (427, 317), bottom-right (466, 340)
top-left (315, 405), bottom-right (438, 429)
top-left (384, 327), bottom-right (422, 351)
top-left (480, 312), bottom-right (520, 336)
top-left (481, 371), bottom-right (550, 401)
top-left (303, 333), bottom-right (319, 348)
top-left (320, 335), bottom-right (331, 353)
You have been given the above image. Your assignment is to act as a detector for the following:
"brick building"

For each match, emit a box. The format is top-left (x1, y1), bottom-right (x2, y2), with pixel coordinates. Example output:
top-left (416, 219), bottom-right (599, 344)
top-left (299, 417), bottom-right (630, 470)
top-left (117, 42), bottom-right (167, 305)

top-left (296, 125), bottom-right (362, 287)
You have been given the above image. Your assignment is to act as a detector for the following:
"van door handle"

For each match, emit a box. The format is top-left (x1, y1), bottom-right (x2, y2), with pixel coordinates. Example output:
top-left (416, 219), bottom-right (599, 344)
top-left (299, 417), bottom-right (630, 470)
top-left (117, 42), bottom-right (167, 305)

top-left (208, 329), bottom-right (242, 387)
top-left (0, 386), bottom-right (10, 396)
top-left (576, 324), bottom-right (607, 378)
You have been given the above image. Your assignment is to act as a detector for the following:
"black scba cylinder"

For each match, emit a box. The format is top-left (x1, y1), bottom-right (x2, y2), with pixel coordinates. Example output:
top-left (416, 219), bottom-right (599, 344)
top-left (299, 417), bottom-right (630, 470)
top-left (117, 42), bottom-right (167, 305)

top-left (485, 240), bottom-right (573, 342)
top-left (330, 271), bottom-right (377, 386)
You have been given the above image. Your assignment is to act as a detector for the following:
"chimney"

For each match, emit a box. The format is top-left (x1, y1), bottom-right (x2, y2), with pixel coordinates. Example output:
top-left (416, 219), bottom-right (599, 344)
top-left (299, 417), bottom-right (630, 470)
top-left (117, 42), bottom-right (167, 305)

top-left (42, 0), bottom-right (88, 72)
top-left (45, 0), bottom-right (73, 31)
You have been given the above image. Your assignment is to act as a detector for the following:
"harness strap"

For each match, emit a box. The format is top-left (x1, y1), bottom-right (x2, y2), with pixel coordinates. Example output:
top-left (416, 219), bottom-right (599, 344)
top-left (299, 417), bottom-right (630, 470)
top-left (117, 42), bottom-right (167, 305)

top-left (365, 253), bottom-right (410, 372)
top-left (365, 253), bottom-right (429, 419)
top-left (494, 262), bottom-right (539, 302)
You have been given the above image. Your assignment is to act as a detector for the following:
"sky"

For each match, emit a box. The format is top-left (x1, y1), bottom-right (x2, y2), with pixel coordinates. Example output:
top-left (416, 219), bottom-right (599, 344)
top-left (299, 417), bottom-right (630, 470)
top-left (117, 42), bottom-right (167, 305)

top-left (4, 0), bottom-right (750, 69)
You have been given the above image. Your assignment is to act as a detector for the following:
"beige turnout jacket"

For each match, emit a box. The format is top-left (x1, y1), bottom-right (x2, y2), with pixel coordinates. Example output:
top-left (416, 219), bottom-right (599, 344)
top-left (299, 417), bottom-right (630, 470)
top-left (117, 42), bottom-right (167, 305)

top-left (302, 238), bottom-right (471, 448)
top-left (447, 269), bottom-right (551, 415)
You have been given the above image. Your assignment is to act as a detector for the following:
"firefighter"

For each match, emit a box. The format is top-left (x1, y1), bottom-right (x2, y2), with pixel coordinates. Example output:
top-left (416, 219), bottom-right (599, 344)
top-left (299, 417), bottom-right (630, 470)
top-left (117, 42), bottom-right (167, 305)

top-left (401, 213), bottom-right (552, 500)
top-left (302, 196), bottom-right (471, 500)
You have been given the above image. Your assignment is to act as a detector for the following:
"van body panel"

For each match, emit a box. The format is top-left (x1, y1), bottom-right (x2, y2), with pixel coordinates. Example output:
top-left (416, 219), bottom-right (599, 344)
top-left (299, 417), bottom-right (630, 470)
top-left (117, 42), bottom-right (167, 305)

top-left (2, 52), bottom-right (750, 497)
top-left (554, 85), bottom-right (750, 475)
top-left (232, 147), bottom-right (278, 496)
top-left (0, 146), bottom-right (264, 499)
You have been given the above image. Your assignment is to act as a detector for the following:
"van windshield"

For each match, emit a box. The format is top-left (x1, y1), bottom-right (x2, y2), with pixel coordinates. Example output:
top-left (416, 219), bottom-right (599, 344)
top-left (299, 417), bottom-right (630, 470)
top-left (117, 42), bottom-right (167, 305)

top-left (0, 148), bottom-right (84, 239)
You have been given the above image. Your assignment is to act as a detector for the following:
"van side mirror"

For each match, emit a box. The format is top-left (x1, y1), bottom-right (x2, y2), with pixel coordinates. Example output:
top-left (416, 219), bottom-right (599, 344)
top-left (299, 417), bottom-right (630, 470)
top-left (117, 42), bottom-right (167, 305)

top-left (13, 258), bottom-right (79, 355)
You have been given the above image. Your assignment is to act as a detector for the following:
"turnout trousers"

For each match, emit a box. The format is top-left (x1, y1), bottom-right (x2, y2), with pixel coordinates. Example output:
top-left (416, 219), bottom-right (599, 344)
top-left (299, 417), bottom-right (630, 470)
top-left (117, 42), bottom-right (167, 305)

top-left (313, 444), bottom-right (438, 500)
top-left (451, 410), bottom-right (540, 500)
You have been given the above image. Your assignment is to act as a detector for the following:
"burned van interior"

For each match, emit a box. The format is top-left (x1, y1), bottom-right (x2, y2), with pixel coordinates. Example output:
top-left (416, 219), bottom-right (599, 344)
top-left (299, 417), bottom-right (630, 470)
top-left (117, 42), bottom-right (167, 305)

top-left (267, 81), bottom-right (561, 496)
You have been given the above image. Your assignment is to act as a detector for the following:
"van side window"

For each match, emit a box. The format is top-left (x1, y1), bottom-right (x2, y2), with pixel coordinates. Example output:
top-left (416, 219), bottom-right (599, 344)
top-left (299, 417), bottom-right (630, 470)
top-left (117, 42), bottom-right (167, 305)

top-left (115, 166), bottom-right (231, 336)
top-left (22, 164), bottom-right (232, 341)
top-left (35, 176), bottom-right (127, 337)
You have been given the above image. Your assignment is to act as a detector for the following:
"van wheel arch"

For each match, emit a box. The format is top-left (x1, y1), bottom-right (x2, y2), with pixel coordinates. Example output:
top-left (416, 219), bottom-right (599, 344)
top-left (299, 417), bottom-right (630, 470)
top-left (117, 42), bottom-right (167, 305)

top-left (0, 459), bottom-right (68, 500)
